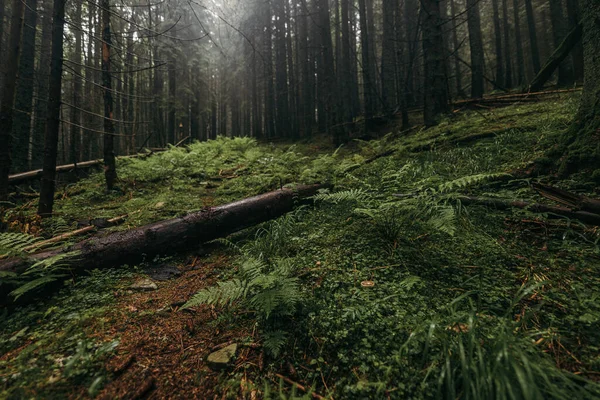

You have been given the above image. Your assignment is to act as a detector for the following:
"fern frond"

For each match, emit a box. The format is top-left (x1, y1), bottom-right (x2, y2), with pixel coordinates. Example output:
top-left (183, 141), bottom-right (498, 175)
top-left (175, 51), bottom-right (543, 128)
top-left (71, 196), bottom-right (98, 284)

top-left (438, 173), bottom-right (509, 193)
top-left (262, 330), bottom-right (289, 357)
top-left (312, 189), bottom-right (371, 205)
top-left (10, 275), bottom-right (67, 300)
top-left (426, 205), bottom-right (457, 236)
top-left (0, 232), bottom-right (40, 257)
top-left (182, 279), bottom-right (248, 308)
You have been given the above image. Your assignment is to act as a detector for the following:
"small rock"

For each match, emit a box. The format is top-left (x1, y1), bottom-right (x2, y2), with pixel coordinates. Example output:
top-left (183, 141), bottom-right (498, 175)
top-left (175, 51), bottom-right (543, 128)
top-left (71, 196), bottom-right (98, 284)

top-left (145, 264), bottom-right (181, 281)
top-left (154, 201), bottom-right (166, 209)
top-left (207, 343), bottom-right (238, 370)
top-left (130, 278), bottom-right (158, 291)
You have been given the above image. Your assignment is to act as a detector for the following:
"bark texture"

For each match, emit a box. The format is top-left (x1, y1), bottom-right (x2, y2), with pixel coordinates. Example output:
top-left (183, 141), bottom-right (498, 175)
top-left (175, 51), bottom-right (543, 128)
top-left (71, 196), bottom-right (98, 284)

top-left (2, 185), bottom-right (326, 275)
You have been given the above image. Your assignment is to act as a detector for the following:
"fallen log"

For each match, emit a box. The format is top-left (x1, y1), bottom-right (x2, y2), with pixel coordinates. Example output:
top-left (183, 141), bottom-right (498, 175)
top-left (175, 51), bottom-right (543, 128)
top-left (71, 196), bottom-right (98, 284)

top-left (8, 149), bottom-right (165, 185)
top-left (457, 195), bottom-right (600, 226)
top-left (531, 182), bottom-right (600, 214)
top-left (0, 184), bottom-right (326, 275)
top-left (527, 24), bottom-right (583, 93)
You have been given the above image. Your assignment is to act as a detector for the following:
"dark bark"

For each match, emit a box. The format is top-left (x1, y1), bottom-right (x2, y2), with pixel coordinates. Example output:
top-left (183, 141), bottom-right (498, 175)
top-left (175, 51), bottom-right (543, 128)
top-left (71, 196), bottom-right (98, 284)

top-left (491, 0), bottom-right (505, 89)
top-left (528, 23), bottom-right (582, 93)
top-left (549, 0), bottom-right (574, 85)
top-left (70, 0), bottom-right (83, 164)
top-left (450, 0), bottom-right (465, 98)
top-left (2, 185), bottom-right (326, 275)
top-left (502, 0), bottom-right (513, 88)
top-left (13, 0), bottom-right (38, 172)
top-left (0, 0), bottom-right (25, 201)
top-left (513, 0), bottom-right (526, 85)
top-left (358, 0), bottom-right (376, 127)
top-left (381, 0), bottom-right (397, 115)
top-left (524, 0), bottom-right (541, 74)
top-left (565, 0), bottom-right (583, 81)
top-left (299, 0), bottom-right (312, 137)
top-left (340, 0), bottom-right (355, 129)
top-left (0, 0), bottom-right (5, 60)
top-left (264, 0), bottom-right (276, 138)
top-left (422, 0), bottom-right (450, 125)
top-left (466, 0), bottom-right (485, 98)
top-left (274, 0), bottom-right (290, 138)
top-left (558, 0), bottom-right (600, 175)
top-left (37, 0), bottom-right (66, 216)
top-left (102, 0), bottom-right (117, 191)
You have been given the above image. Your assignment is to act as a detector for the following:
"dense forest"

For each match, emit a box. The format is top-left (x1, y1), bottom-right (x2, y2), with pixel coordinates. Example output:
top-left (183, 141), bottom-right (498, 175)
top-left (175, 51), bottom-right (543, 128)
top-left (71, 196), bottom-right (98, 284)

top-left (1, 0), bottom-right (600, 398)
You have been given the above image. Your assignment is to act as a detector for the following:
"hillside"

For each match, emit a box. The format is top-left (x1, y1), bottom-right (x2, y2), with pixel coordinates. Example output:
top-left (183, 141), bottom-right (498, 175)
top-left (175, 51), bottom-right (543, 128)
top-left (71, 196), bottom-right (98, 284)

top-left (2, 93), bottom-right (600, 399)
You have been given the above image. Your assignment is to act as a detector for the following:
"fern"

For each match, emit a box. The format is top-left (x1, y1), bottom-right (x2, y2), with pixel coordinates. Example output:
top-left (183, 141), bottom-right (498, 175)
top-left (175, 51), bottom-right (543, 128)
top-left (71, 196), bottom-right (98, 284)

top-left (9, 275), bottom-right (67, 300)
top-left (312, 188), bottom-right (371, 205)
top-left (438, 173), bottom-right (509, 193)
top-left (0, 232), bottom-right (40, 257)
top-left (183, 279), bottom-right (248, 307)
top-left (262, 330), bottom-right (289, 357)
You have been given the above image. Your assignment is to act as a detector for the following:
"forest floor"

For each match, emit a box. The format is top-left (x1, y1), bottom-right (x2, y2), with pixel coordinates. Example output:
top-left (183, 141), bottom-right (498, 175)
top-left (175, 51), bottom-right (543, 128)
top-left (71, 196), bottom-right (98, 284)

top-left (2, 91), bottom-right (600, 399)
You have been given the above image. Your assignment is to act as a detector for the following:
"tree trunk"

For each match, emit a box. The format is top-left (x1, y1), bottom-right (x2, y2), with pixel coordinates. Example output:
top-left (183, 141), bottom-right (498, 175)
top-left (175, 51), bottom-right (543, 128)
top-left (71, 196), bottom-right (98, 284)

top-left (102, 0), bottom-right (117, 191)
top-left (13, 0), bottom-right (38, 173)
top-left (381, 0), bottom-right (397, 115)
top-left (0, 0), bottom-right (25, 201)
top-left (524, 0), bottom-right (541, 74)
top-left (422, 0), bottom-right (450, 125)
top-left (450, 0), bottom-right (465, 98)
top-left (502, 0), bottom-right (513, 88)
top-left (274, 0), bottom-right (290, 138)
top-left (358, 0), bottom-right (376, 128)
top-left (528, 23), bottom-right (582, 93)
top-left (70, 0), bottom-right (82, 164)
top-left (340, 0), bottom-right (355, 130)
top-left (37, 0), bottom-right (66, 216)
top-left (491, 0), bottom-right (505, 89)
top-left (559, 0), bottom-right (600, 175)
top-left (513, 0), bottom-right (526, 86)
top-left (565, 0), bottom-right (583, 82)
top-left (2, 185), bottom-right (326, 275)
top-left (466, 0), bottom-right (485, 98)
top-left (549, 0), bottom-right (574, 86)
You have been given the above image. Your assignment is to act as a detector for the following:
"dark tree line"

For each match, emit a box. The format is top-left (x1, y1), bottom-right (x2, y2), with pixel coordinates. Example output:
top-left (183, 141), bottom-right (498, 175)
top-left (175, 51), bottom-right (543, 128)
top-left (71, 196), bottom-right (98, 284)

top-left (0, 0), bottom-right (595, 211)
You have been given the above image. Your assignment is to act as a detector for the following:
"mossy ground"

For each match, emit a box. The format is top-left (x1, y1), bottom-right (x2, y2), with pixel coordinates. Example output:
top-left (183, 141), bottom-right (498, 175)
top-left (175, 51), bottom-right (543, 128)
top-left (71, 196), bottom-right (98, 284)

top-left (2, 92), bottom-right (600, 399)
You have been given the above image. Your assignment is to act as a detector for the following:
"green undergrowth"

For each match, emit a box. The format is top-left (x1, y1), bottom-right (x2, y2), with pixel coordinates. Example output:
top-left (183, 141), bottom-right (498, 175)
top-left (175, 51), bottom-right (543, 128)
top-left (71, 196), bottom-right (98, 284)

top-left (0, 269), bottom-right (133, 398)
top-left (188, 93), bottom-right (600, 398)
top-left (4, 93), bottom-right (600, 398)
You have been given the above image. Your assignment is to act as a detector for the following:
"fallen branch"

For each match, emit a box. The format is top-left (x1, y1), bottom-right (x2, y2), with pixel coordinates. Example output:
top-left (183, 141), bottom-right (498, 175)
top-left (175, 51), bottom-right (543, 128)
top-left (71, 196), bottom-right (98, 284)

top-left (527, 24), bottom-right (583, 93)
top-left (274, 374), bottom-right (326, 400)
top-left (457, 195), bottom-right (600, 226)
top-left (8, 150), bottom-right (165, 185)
top-left (0, 184), bottom-right (326, 275)
top-left (21, 212), bottom-right (136, 252)
top-left (531, 182), bottom-right (600, 215)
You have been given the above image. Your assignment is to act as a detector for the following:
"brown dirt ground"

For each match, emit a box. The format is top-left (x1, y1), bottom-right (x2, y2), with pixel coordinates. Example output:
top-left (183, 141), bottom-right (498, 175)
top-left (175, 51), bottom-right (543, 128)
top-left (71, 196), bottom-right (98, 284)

top-left (76, 254), bottom-right (260, 399)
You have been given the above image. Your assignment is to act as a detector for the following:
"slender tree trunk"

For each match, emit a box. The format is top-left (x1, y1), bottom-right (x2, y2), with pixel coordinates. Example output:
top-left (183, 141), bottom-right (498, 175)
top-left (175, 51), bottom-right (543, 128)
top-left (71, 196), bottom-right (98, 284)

top-left (0, 0), bottom-right (5, 62)
top-left (37, 0), bottom-right (66, 215)
top-left (358, 0), bottom-right (376, 128)
top-left (450, 0), bottom-right (465, 97)
top-left (491, 0), bottom-right (505, 88)
top-left (466, 0), bottom-right (485, 98)
top-left (565, 0), bottom-right (583, 82)
top-left (102, 0), bottom-right (117, 191)
top-left (0, 0), bottom-right (25, 200)
top-left (264, 0), bottom-right (276, 138)
top-left (513, 0), bottom-right (526, 85)
top-left (502, 0), bottom-right (513, 88)
top-left (549, 0), bottom-right (574, 86)
top-left (340, 0), bottom-right (355, 128)
top-left (422, 0), bottom-right (450, 125)
top-left (524, 0), bottom-right (541, 74)
top-left (12, 0), bottom-right (38, 172)
top-left (70, 0), bottom-right (82, 164)
top-left (274, 0), bottom-right (289, 138)
top-left (381, 0), bottom-right (397, 115)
